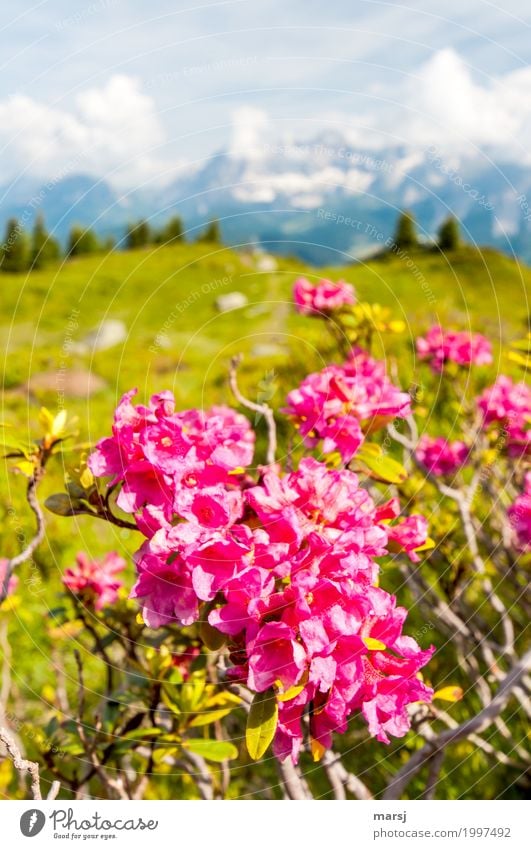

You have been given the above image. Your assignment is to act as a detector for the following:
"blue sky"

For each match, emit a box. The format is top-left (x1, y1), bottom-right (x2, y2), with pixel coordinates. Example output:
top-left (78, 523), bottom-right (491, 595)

top-left (1, 0), bottom-right (531, 187)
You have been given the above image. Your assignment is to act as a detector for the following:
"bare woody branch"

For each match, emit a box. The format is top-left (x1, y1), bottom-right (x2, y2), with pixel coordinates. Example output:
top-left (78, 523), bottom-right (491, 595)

top-left (383, 649), bottom-right (531, 799)
top-left (73, 651), bottom-right (129, 800)
top-left (0, 727), bottom-right (60, 800)
top-left (1, 474), bottom-right (45, 603)
top-left (229, 354), bottom-right (277, 465)
top-left (322, 750), bottom-right (373, 800)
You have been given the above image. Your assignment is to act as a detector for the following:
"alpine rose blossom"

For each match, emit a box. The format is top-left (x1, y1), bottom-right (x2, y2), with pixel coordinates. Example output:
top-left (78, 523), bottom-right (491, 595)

top-left (63, 552), bottom-right (126, 610)
top-left (415, 435), bottom-right (469, 477)
top-left (89, 387), bottom-right (434, 761)
top-left (88, 390), bottom-right (255, 535)
top-left (477, 376), bottom-right (531, 457)
top-left (284, 348), bottom-right (411, 462)
top-left (507, 473), bottom-right (531, 551)
top-left (293, 277), bottom-right (355, 315)
top-left (416, 325), bottom-right (492, 372)
top-left (386, 515), bottom-right (429, 563)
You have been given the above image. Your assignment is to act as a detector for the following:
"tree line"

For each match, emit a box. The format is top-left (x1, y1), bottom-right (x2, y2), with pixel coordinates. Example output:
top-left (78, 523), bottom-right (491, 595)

top-left (0, 214), bottom-right (222, 273)
top-left (391, 210), bottom-right (461, 252)
top-left (0, 208), bottom-right (462, 273)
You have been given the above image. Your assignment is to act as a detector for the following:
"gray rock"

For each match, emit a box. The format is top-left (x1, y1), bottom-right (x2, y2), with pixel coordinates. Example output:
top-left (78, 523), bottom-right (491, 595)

top-left (215, 292), bottom-right (249, 313)
top-left (251, 343), bottom-right (286, 357)
top-left (27, 369), bottom-right (107, 398)
top-left (255, 254), bottom-right (277, 272)
top-left (74, 319), bottom-right (127, 353)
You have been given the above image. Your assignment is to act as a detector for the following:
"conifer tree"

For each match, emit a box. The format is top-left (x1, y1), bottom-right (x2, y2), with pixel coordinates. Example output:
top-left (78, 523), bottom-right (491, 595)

top-left (126, 220), bottom-right (151, 249)
top-left (67, 225), bottom-right (101, 257)
top-left (30, 214), bottom-right (61, 269)
top-left (0, 218), bottom-right (30, 272)
top-left (438, 215), bottom-right (460, 251)
top-left (393, 210), bottom-right (418, 251)
top-left (199, 218), bottom-right (222, 243)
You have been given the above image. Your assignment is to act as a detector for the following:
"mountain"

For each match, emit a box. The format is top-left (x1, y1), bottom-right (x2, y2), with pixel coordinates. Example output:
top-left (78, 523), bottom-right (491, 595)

top-left (1, 132), bottom-right (530, 265)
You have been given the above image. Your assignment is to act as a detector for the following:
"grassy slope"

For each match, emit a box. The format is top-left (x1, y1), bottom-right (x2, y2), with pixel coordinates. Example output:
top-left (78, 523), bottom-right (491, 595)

top-left (0, 241), bottom-right (529, 796)
top-left (1, 240), bottom-right (529, 574)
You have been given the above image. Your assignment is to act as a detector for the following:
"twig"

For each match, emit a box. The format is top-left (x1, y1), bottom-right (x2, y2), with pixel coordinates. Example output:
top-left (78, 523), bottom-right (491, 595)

top-left (429, 705), bottom-right (525, 770)
top-left (1, 474), bottom-right (45, 602)
top-left (182, 751), bottom-right (214, 800)
top-left (421, 749), bottom-right (445, 800)
top-left (73, 651), bottom-right (128, 800)
top-left (388, 418), bottom-right (515, 655)
top-left (0, 726), bottom-right (59, 800)
top-left (383, 649), bottom-right (531, 799)
top-left (277, 757), bottom-right (311, 799)
top-left (0, 619), bottom-right (12, 719)
top-left (229, 354), bottom-right (277, 465)
top-left (322, 750), bottom-right (373, 799)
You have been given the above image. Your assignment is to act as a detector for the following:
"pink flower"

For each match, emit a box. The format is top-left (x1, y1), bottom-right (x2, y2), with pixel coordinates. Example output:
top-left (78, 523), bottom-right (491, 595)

top-left (176, 485), bottom-right (243, 529)
top-left (247, 621), bottom-right (307, 692)
top-left (273, 584), bottom-right (434, 756)
top-left (247, 458), bottom-right (388, 556)
top-left (477, 376), bottom-right (531, 457)
top-left (130, 552), bottom-right (198, 627)
top-left (188, 526), bottom-right (258, 602)
top-left (293, 277), bottom-right (355, 315)
top-left (88, 391), bottom-right (255, 535)
top-left (283, 348), bottom-right (411, 462)
top-left (63, 552), bottom-right (126, 610)
top-left (508, 473), bottom-right (531, 551)
top-left (386, 515), bottom-right (428, 562)
top-left (415, 435), bottom-right (469, 477)
top-left (208, 567), bottom-right (276, 636)
top-left (417, 325), bottom-right (492, 372)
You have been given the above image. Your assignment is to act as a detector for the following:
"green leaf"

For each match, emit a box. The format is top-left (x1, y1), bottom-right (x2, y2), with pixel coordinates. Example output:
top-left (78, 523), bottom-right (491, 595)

top-left (356, 442), bottom-right (381, 458)
top-left (122, 727), bottom-right (165, 741)
top-left (199, 617), bottom-right (227, 651)
top-left (188, 707), bottom-right (235, 728)
top-left (355, 445), bottom-right (408, 484)
top-left (183, 738), bottom-right (238, 762)
top-left (0, 438), bottom-right (34, 458)
top-left (510, 336), bottom-right (531, 352)
top-left (161, 684), bottom-right (182, 715)
top-left (65, 480), bottom-right (88, 499)
top-left (44, 493), bottom-right (94, 517)
top-left (38, 407), bottom-right (55, 433)
top-left (246, 689), bottom-right (278, 760)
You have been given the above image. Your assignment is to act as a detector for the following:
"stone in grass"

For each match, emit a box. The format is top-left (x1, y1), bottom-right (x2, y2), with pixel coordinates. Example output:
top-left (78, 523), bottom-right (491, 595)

top-left (215, 292), bottom-right (248, 313)
top-left (74, 319), bottom-right (127, 353)
top-left (255, 254), bottom-right (277, 272)
top-left (27, 369), bottom-right (107, 398)
top-left (251, 343), bottom-right (285, 357)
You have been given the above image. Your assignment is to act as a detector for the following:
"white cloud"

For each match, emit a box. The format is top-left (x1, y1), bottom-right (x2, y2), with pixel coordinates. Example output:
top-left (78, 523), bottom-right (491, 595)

top-left (399, 49), bottom-right (531, 159)
top-left (2, 49), bottom-right (531, 194)
top-left (0, 75), bottom-right (166, 188)
top-left (230, 107), bottom-right (270, 159)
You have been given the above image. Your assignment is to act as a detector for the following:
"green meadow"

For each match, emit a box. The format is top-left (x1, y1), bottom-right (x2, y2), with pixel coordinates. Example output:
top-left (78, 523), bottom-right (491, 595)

top-left (0, 241), bottom-right (529, 799)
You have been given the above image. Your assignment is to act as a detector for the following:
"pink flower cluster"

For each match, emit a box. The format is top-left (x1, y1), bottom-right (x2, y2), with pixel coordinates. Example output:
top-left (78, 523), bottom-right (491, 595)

top-left (89, 386), bottom-right (434, 760)
top-left (416, 325), bottom-right (492, 372)
top-left (508, 473), bottom-right (531, 551)
top-left (415, 435), bottom-right (469, 477)
top-left (477, 376), bottom-right (531, 457)
top-left (283, 348), bottom-right (412, 462)
top-left (293, 276), bottom-right (356, 315)
top-left (88, 389), bottom-right (255, 538)
top-left (63, 552), bottom-right (126, 610)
